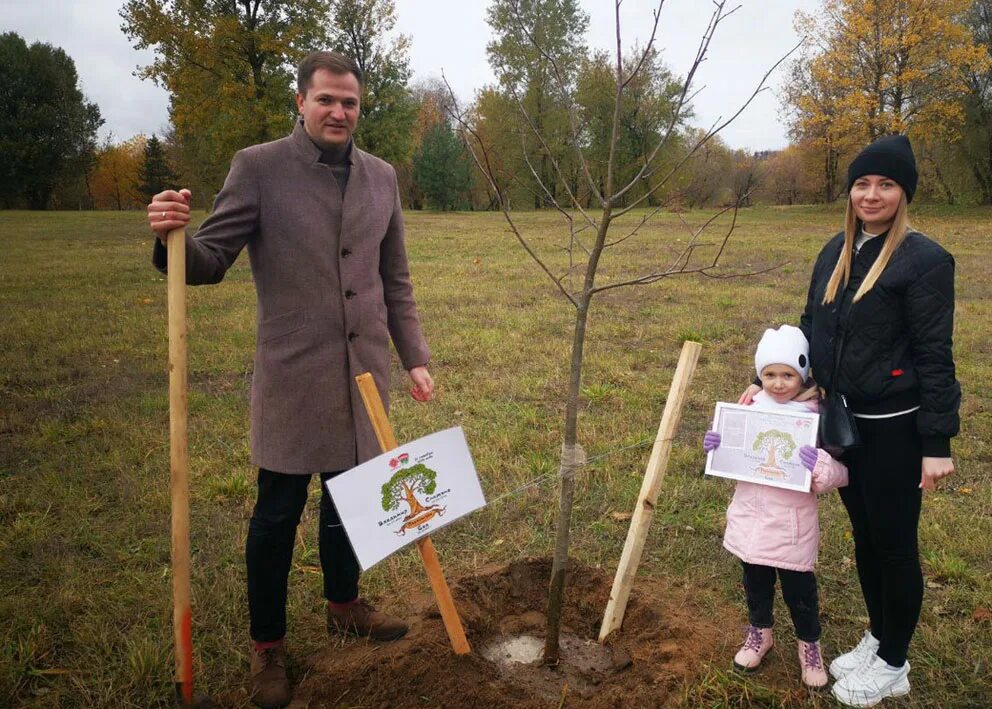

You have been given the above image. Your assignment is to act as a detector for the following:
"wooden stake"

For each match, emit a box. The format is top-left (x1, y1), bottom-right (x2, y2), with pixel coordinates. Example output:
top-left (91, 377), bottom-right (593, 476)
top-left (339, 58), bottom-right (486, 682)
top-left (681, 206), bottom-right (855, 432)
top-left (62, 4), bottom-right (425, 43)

top-left (355, 373), bottom-right (471, 655)
top-left (167, 228), bottom-right (195, 704)
top-left (598, 341), bottom-right (702, 642)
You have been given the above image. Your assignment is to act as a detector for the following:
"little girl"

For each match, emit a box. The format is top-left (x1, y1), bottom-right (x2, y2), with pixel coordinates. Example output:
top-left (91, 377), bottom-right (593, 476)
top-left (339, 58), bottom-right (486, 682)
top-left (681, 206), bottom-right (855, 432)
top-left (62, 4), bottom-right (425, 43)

top-left (704, 325), bottom-right (848, 688)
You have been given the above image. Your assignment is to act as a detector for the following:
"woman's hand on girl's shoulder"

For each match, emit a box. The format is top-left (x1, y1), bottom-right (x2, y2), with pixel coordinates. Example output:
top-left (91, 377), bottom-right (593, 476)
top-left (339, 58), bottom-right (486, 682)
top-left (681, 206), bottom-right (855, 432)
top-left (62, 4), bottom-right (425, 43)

top-left (920, 457), bottom-right (954, 491)
top-left (737, 384), bottom-right (761, 405)
top-left (794, 385), bottom-right (820, 402)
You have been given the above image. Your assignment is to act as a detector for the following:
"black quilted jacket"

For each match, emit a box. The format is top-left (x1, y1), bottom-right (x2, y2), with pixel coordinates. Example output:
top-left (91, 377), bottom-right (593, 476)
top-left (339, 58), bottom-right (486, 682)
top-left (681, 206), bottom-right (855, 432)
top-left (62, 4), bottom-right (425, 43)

top-left (799, 230), bottom-right (960, 457)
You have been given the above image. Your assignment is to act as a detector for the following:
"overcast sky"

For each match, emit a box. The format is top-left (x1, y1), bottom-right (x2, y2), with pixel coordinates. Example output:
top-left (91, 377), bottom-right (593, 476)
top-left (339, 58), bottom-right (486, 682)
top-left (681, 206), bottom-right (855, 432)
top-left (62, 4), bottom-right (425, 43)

top-left (2, 0), bottom-right (820, 151)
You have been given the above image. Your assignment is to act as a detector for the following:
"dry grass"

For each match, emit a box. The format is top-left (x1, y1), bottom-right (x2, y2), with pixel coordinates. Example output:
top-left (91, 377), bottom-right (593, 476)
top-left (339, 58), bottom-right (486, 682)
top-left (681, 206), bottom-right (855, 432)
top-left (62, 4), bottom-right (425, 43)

top-left (1, 205), bottom-right (989, 707)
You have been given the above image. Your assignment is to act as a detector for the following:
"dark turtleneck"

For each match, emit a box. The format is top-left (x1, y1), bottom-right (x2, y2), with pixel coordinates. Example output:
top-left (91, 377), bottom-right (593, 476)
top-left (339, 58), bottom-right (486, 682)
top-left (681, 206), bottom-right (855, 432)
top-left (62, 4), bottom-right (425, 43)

top-left (315, 138), bottom-right (353, 198)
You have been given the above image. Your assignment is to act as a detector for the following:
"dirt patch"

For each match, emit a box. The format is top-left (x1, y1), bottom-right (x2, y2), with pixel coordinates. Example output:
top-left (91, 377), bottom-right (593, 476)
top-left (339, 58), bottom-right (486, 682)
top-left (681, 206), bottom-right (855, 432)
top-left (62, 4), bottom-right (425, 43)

top-left (293, 558), bottom-right (730, 708)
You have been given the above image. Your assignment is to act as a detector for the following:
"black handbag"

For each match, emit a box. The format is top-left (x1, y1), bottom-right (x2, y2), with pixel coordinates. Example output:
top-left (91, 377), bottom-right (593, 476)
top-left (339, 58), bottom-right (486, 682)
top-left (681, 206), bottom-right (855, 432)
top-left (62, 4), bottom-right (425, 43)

top-left (818, 327), bottom-right (863, 458)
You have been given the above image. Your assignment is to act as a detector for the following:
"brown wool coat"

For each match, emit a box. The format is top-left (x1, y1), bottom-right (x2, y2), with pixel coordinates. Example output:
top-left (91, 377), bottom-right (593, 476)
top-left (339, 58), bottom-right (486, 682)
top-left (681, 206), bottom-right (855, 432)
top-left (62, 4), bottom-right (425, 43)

top-left (154, 122), bottom-right (430, 474)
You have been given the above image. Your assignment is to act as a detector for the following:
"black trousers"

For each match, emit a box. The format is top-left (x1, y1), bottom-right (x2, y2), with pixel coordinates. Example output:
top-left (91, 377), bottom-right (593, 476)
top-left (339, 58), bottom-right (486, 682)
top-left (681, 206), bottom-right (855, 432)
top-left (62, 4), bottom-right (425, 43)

top-left (246, 468), bottom-right (360, 642)
top-left (741, 561), bottom-right (821, 642)
top-left (839, 412), bottom-right (923, 667)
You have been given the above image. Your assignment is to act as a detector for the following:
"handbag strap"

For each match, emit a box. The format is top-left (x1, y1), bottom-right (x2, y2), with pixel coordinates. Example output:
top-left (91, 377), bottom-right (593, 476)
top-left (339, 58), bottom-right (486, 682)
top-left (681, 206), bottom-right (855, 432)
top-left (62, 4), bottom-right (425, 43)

top-left (831, 287), bottom-right (856, 391)
top-left (832, 327), bottom-right (846, 379)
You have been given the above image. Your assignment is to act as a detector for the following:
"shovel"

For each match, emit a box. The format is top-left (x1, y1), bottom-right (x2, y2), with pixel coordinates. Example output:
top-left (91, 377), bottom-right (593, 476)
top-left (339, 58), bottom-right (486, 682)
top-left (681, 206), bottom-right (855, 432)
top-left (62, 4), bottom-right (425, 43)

top-left (166, 228), bottom-right (212, 707)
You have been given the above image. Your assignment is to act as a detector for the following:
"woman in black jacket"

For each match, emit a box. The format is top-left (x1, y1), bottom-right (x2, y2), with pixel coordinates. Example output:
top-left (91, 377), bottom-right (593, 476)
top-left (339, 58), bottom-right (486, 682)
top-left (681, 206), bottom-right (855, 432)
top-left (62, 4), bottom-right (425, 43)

top-left (741, 135), bottom-right (960, 707)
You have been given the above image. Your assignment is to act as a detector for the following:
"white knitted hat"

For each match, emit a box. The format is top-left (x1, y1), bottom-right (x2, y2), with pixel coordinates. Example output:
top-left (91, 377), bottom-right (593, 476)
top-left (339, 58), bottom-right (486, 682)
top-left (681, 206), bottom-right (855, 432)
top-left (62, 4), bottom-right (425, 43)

top-left (754, 325), bottom-right (810, 381)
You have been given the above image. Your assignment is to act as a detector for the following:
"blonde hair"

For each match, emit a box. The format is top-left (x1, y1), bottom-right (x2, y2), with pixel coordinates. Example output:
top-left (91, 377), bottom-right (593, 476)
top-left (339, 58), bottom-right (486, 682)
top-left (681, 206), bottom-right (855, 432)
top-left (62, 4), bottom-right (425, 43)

top-left (822, 194), bottom-right (912, 304)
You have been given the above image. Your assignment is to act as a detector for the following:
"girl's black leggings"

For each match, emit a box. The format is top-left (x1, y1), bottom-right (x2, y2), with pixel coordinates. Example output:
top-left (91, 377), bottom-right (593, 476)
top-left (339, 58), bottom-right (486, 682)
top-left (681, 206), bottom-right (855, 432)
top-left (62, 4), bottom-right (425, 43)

top-left (741, 561), bottom-right (821, 642)
top-left (839, 411), bottom-right (923, 667)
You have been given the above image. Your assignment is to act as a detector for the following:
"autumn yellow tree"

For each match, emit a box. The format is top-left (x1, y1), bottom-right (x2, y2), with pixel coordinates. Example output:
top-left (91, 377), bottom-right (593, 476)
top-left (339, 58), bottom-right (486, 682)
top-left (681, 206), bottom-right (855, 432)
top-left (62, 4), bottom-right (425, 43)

top-left (754, 144), bottom-right (820, 205)
top-left (90, 135), bottom-right (146, 210)
top-left (121, 0), bottom-right (328, 199)
top-left (786, 0), bottom-right (989, 199)
top-left (782, 43), bottom-right (859, 201)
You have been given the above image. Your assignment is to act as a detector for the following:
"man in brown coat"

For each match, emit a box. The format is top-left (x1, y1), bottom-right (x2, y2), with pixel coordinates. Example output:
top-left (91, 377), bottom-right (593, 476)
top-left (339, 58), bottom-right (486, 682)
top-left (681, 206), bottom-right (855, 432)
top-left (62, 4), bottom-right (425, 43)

top-left (146, 51), bottom-right (433, 708)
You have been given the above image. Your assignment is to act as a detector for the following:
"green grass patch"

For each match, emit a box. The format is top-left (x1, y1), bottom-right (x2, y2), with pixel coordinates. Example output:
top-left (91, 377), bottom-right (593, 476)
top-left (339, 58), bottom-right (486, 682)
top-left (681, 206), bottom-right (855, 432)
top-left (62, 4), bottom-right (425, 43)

top-left (2, 205), bottom-right (990, 706)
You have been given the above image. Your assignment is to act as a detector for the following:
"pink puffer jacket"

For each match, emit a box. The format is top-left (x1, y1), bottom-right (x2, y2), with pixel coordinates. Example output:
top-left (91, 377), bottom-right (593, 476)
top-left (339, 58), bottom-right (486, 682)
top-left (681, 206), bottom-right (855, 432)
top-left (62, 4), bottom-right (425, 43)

top-left (722, 391), bottom-right (849, 572)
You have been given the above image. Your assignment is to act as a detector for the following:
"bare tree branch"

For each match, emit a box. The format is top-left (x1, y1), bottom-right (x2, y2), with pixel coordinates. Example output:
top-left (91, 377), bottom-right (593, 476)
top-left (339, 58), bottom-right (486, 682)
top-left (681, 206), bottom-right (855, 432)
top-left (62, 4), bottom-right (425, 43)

top-left (516, 131), bottom-right (594, 263)
top-left (506, 0), bottom-right (605, 206)
top-left (505, 85), bottom-right (600, 230)
top-left (600, 0), bottom-right (627, 206)
top-left (620, 1), bottom-right (665, 89)
top-left (611, 1), bottom-right (741, 204)
top-left (442, 73), bottom-right (578, 307)
top-left (603, 195), bottom-right (675, 248)
top-left (613, 36), bottom-right (802, 217)
top-left (590, 190), bottom-right (781, 295)
top-left (519, 131), bottom-right (570, 216)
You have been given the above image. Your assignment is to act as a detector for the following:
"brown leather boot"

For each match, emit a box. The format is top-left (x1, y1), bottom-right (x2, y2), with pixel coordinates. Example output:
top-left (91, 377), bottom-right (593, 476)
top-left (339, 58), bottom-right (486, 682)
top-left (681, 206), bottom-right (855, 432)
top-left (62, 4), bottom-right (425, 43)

top-left (248, 642), bottom-right (290, 708)
top-left (326, 598), bottom-right (409, 641)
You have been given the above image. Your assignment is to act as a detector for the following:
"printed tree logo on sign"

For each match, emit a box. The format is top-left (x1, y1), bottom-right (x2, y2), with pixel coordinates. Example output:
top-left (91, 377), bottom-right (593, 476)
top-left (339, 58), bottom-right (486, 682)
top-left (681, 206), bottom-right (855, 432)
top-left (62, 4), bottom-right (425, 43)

top-left (381, 462), bottom-right (446, 535)
top-left (752, 429), bottom-right (797, 480)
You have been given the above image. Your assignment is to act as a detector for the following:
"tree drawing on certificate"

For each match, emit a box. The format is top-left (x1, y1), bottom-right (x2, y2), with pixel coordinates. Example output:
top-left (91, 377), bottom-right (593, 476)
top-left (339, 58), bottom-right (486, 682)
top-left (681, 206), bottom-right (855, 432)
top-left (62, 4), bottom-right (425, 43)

top-left (751, 430), bottom-right (797, 480)
top-left (381, 463), bottom-right (446, 535)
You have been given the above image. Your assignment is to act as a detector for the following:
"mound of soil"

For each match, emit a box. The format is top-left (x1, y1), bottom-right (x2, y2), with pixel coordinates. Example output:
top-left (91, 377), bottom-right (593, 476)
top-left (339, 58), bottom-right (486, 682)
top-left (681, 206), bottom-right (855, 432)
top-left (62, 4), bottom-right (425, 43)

top-left (293, 558), bottom-right (729, 708)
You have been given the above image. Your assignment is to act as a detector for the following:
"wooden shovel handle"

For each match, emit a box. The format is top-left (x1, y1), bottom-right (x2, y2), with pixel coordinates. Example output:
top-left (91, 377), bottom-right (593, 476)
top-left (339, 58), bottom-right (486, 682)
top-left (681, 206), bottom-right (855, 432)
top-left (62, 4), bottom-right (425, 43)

top-left (167, 228), bottom-right (194, 703)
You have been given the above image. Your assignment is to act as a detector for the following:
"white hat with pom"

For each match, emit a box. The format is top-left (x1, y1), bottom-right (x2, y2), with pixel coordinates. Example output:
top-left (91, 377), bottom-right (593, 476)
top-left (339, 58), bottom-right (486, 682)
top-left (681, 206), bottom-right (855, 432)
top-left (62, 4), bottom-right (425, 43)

top-left (754, 325), bottom-right (810, 381)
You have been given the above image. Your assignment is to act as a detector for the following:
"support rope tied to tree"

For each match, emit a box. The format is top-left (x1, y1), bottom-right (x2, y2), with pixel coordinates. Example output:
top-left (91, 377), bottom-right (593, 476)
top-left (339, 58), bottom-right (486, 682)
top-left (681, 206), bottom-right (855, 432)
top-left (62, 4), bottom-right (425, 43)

top-left (485, 435), bottom-right (675, 506)
top-left (289, 432), bottom-right (680, 531)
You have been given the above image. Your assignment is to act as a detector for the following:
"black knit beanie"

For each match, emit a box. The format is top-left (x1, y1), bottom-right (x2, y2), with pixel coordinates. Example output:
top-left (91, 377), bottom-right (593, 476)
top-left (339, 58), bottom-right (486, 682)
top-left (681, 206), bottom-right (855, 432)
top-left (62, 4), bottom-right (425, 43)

top-left (847, 135), bottom-right (918, 203)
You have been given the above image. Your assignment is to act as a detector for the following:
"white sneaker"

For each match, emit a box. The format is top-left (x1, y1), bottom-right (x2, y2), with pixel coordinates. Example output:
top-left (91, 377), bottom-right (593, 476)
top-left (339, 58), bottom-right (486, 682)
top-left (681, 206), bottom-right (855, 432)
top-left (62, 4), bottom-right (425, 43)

top-left (829, 630), bottom-right (880, 679)
top-left (831, 654), bottom-right (910, 707)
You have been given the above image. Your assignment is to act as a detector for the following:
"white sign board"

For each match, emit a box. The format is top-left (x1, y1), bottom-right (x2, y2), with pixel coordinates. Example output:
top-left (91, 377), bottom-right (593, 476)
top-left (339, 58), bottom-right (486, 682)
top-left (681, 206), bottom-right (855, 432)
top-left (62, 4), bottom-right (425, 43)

top-left (704, 402), bottom-right (819, 492)
top-left (325, 426), bottom-right (486, 571)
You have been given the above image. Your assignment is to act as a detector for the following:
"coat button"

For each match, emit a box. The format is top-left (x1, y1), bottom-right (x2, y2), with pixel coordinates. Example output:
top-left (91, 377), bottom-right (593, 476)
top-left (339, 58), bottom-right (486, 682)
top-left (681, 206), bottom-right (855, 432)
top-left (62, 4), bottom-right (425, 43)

top-left (345, 289), bottom-right (356, 299)
top-left (341, 248), bottom-right (351, 257)
top-left (348, 332), bottom-right (358, 341)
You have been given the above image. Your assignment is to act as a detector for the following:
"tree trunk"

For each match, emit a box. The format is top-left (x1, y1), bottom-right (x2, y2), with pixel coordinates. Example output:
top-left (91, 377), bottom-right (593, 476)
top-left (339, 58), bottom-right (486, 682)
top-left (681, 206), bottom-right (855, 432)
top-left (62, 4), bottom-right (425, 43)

top-left (26, 186), bottom-right (51, 210)
top-left (823, 148), bottom-right (833, 203)
top-left (401, 481), bottom-right (427, 519)
top-left (986, 128), bottom-right (992, 204)
top-left (930, 159), bottom-right (956, 205)
top-left (970, 131), bottom-right (992, 204)
top-left (543, 297), bottom-right (590, 664)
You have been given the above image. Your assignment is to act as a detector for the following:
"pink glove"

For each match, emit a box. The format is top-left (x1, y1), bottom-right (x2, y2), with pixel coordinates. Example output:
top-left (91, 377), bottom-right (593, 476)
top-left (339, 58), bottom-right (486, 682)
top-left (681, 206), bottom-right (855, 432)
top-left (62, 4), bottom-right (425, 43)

top-left (799, 445), bottom-right (820, 472)
top-left (703, 431), bottom-right (721, 453)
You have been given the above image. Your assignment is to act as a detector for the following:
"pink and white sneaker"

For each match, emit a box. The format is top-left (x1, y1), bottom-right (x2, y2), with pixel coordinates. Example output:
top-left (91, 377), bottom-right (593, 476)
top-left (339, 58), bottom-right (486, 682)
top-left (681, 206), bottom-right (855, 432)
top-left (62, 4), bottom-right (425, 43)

top-left (732, 625), bottom-right (774, 672)
top-left (798, 640), bottom-right (828, 688)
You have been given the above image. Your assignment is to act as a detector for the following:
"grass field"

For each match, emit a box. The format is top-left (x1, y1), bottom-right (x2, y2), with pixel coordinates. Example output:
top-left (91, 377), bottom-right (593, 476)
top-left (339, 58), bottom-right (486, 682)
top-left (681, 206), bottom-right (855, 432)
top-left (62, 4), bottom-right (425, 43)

top-left (1, 205), bottom-right (990, 708)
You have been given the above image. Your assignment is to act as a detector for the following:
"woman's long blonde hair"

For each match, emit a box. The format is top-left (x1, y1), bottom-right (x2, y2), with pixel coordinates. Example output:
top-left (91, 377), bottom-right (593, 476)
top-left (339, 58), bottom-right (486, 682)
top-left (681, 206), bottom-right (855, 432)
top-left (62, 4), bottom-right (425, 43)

top-left (822, 193), bottom-right (912, 304)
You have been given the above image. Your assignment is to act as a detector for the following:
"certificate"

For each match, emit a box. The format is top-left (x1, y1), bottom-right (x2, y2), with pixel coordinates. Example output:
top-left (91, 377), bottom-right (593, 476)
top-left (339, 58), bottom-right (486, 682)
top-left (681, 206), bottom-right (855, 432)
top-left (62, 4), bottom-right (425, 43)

top-left (704, 402), bottom-right (819, 492)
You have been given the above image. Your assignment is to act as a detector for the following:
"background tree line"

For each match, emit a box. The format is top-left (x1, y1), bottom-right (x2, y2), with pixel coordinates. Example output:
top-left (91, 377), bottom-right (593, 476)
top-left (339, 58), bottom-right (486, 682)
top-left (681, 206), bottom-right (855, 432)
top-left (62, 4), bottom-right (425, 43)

top-left (3, 0), bottom-right (990, 211)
